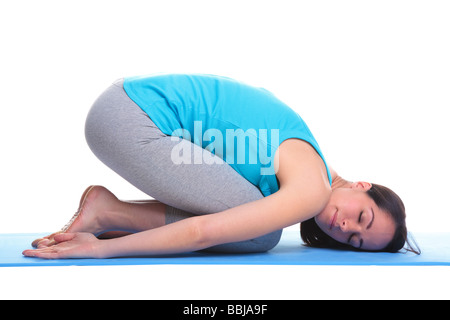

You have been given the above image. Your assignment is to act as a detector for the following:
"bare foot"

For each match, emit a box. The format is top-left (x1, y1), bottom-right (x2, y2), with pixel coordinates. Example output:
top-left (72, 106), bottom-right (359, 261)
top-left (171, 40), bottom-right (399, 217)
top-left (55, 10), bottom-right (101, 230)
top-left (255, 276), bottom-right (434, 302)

top-left (32, 185), bottom-right (119, 248)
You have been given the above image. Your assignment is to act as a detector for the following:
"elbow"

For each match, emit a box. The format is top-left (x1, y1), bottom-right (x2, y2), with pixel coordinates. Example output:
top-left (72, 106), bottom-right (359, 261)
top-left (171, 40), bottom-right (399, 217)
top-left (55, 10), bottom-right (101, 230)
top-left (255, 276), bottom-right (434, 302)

top-left (189, 216), bottom-right (215, 250)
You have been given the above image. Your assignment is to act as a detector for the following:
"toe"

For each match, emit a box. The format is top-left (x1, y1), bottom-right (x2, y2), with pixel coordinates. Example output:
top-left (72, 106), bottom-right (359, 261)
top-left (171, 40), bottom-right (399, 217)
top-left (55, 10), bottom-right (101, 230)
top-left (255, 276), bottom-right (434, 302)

top-left (32, 238), bottom-right (44, 248)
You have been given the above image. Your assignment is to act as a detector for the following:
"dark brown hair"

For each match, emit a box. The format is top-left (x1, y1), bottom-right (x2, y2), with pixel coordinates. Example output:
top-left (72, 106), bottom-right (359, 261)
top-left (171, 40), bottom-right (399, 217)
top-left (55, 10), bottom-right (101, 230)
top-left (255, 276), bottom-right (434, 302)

top-left (300, 183), bottom-right (421, 254)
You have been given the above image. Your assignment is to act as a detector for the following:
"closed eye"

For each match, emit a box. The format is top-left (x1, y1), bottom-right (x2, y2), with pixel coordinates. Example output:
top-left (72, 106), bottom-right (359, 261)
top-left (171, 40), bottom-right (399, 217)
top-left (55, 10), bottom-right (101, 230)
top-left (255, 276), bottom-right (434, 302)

top-left (347, 233), bottom-right (363, 249)
top-left (358, 211), bottom-right (363, 223)
top-left (347, 233), bottom-right (357, 246)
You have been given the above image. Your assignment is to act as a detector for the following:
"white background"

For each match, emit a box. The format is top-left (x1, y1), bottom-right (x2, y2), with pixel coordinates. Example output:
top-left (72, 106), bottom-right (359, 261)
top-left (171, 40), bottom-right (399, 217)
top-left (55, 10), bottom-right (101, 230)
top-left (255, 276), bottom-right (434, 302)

top-left (1, 0), bottom-right (449, 300)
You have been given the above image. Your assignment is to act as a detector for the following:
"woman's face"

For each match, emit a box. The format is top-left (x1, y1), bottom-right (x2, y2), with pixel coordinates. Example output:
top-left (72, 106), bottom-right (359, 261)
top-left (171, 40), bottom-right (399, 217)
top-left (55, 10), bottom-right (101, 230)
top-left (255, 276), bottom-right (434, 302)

top-left (315, 182), bottom-right (396, 251)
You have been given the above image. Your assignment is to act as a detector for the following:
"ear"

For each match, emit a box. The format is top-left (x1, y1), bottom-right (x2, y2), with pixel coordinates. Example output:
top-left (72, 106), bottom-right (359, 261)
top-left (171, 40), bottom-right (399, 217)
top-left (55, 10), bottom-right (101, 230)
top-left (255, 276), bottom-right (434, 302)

top-left (350, 181), bottom-right (372, 191)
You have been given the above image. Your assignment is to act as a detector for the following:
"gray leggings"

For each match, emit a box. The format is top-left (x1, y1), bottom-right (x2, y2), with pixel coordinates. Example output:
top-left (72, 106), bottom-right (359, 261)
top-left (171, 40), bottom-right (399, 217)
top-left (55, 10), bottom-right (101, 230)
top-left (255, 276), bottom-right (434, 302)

top-left (84, 79), bottom-right (282, 253)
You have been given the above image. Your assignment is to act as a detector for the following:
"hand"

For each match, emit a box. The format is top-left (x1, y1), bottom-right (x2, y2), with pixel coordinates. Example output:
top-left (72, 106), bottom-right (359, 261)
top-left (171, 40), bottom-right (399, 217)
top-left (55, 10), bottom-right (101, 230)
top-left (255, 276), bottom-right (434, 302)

top-left (23, 232), bottom-right (101, 259)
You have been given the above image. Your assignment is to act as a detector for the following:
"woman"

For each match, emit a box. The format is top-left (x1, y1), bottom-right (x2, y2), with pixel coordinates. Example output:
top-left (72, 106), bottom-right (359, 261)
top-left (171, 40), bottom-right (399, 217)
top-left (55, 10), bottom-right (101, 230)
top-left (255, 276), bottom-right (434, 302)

top-left (23, 74), bottom-right (418, 259)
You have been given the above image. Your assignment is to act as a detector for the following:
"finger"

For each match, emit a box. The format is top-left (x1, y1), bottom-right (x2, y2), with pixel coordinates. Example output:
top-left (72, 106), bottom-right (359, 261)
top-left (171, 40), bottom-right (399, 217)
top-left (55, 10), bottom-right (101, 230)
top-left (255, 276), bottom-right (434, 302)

top-left (23, 249), bottom-right (38, 257)
top-left (23, 250), bottom-right (59, 260)
top-left (22, 247), bottom-right (55, 259)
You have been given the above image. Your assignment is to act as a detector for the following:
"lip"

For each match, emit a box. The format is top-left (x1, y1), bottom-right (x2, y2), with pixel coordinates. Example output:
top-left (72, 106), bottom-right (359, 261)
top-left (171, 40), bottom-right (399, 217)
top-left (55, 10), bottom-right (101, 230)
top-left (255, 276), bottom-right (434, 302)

top-left (329, 210), bottom-right (338, 230)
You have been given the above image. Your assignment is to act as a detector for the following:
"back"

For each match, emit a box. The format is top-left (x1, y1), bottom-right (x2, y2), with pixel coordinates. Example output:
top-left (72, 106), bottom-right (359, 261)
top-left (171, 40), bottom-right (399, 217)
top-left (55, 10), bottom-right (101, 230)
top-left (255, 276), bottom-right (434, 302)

top-left (123, 74), bottom-right (331, 196)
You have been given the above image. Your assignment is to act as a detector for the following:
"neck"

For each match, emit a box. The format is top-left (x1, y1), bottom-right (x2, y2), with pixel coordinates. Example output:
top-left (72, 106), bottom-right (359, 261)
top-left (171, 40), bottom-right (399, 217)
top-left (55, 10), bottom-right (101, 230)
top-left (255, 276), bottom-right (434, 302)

top-left (331, 175), bottom-right (353, 190)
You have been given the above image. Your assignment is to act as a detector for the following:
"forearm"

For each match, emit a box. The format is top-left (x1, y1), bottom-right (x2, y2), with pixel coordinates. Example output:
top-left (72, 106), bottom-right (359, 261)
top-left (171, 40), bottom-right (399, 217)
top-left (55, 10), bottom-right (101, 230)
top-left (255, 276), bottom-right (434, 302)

top-left (96, 217), bottom-right (208, 258)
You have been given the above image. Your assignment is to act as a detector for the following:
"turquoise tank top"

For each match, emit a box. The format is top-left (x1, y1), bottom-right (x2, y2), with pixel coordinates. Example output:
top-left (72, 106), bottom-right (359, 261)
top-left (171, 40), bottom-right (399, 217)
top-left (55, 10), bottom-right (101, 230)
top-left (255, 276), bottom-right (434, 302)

top-left (123, 74), bottom-right (332, 197)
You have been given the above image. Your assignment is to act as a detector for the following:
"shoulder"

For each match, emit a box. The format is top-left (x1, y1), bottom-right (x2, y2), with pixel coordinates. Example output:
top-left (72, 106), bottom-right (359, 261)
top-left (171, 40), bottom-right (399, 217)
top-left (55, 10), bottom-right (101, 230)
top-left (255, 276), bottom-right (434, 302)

top-left (275, 139), bottom-right (331, 205)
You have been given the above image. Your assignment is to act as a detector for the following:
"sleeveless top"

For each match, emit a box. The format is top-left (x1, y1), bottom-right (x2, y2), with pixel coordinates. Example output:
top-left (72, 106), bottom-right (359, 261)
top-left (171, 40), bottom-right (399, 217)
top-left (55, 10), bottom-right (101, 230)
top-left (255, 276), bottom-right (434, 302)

top-left (123, 74), bottom-right (332, 197)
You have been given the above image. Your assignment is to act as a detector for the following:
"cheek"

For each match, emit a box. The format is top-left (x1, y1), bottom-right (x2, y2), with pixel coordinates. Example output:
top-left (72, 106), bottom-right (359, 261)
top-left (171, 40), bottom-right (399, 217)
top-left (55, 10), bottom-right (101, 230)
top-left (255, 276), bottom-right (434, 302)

top-left (340, 203), bottom-right (359, 219)
top-left (335, 195), bottom-right (362, 219)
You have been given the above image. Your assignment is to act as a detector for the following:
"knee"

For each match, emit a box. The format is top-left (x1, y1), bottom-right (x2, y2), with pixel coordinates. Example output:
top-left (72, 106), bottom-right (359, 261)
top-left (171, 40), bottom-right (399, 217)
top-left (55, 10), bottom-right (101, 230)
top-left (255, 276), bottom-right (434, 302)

top-left (84, 103), bottom-right (106, 158)
top-left (84, 82), bottom-right (127, 158)
top-left (204, 229), bottom-right (283, 254)
top-left (251, 229), bottom-right (283, 252)
top-left (84, 97), bottom-right (126, 167)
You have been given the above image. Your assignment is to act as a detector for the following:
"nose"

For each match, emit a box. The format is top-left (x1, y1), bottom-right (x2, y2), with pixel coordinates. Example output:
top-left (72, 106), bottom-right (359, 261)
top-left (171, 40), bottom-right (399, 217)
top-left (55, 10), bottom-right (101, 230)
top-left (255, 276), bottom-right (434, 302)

top-left (339, 219), bottom-right (360, 233)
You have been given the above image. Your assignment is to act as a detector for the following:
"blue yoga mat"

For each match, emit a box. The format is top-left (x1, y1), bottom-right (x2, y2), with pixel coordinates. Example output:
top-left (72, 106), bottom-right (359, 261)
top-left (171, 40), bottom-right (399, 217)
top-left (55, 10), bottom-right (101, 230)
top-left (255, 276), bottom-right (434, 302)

top-left (1, 230), bottom-right (449, 267)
